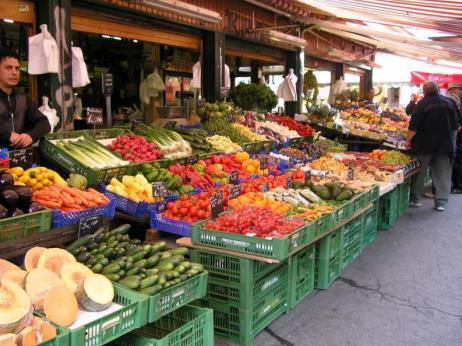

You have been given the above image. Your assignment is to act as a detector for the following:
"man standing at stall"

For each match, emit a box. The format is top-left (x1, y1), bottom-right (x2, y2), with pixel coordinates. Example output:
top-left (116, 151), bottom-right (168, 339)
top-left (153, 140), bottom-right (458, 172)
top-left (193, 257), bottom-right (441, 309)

top-left (405, 81), bottom-right (460, 211)
top-left (0, 49), bottom-right (50, 149)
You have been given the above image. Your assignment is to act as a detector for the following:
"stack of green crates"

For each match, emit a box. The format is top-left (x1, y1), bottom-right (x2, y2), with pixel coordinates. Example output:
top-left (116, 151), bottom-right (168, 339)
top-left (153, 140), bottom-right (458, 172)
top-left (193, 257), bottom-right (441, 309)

top-left (190, 249), bottom-right (289, 346)
top-left (377, 188), bottom-right (399, 230)
top-left (287, 244), bottom-right (316, 310)
top-left (362, 204), bottom-right (378, 249)
top-left (340, 215), bottom-right (363, 269)
top-left (315, 228), bottom-right (342, 289)
top-left (397, 177), bottom-right (411, 217)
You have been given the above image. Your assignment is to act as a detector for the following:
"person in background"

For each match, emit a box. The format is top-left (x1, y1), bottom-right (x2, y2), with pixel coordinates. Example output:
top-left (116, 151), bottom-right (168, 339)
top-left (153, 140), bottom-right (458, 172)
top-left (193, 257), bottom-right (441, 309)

top-left (362, 87), bottom-right (378, 112)
top-left (405, 81), bottom-right (460, 211)
top-left (446, 82), bottom-right (462, 193)
top-left (0, 49), bottom-right (50, 149)
top-left (405, 94), bottom-right (418, 115)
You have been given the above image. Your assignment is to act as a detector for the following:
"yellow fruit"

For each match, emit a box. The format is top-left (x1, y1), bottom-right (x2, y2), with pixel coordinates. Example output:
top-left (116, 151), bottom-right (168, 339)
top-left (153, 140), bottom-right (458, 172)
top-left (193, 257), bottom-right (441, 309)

top-left (28, 178), bottom-right (37, 187)
top-left (36, 174), bottom-right (44, 181)
top-left (19, 175), bottom-right (30, 184)
top-left (41, 179), bottom-right (53, 187)
top-left (8, 167), bottom-right (24, 176)
top-left (35, 183), bottom-right (44, 190)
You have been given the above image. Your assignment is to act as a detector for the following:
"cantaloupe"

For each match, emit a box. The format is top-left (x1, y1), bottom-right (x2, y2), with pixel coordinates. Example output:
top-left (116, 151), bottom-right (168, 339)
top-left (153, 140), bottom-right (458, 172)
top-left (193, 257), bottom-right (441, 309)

top-left (1, 269), bottom-right (27, 288)
top-left (25, 268), bottom-right (64, 310)
top-left (0, 281), bottom-right (33, 335)
top-left (24, 247), bottom-right (46, 271)
top-left (0, 333), bottom-right (17, 346)
top-left (75, 274), bottom-right (114, 312)
top-left (37, 248), bottom-right (76, 275)
top-left (16, 326), bottom-right (35, 346)
top-left (60, 262), bottom-right (93, 294)
top-left (0, 259), bottom-right (21, 281)
top-left (31, 317), bottom-right (57, 344)
top-left (43, 286), bottom-right (78, 327)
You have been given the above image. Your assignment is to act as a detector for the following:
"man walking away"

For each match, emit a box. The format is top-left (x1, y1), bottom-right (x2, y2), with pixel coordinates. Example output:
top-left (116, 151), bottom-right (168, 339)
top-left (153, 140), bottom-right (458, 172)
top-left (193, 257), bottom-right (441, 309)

top-left (405, 81), bottom-right (460, 211)
top-left (446, 82), bottom-right (462, 193)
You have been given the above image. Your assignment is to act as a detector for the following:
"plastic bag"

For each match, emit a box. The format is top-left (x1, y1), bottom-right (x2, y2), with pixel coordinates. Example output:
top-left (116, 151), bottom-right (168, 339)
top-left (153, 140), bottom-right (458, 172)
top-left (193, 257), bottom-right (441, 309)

top-left (28, 24), bottom-right (59, 75)
top-left (38, 96), bottom-right (59, 133)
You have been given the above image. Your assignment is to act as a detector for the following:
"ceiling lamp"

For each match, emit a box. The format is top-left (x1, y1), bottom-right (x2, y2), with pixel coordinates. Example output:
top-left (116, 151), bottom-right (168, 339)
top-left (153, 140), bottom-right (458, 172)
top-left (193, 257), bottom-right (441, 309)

top-left (141, 0), bottom-right (222, 24)
top-left (264, 30), bottom-right (307, 48)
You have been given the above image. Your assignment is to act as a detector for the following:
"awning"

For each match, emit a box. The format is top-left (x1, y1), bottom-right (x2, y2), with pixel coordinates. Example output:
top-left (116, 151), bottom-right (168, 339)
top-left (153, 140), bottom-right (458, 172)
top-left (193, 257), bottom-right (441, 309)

top-left (410, 71), bottom-right (462, 88)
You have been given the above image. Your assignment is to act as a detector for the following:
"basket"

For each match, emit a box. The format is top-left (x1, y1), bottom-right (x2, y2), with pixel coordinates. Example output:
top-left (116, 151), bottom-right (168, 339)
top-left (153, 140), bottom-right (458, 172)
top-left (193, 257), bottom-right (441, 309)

top-left (52, 200), bottom-right (115, 228)
top-left (115, 306), bottom-right (214, 346)
top-left (150, 213), bottom-right (193, 237)
top-left (0, 209), bottom-right (52, 242)
top-left (315, 245), bottom-right (341, 290)
top-left (287, 244), bottom-right (315, 310)
top-left (65, 283), bottom-right (149, 346)
top-left (378, 188), bottom-right (399, 231)
top-left (362, 203), bottom-right (378, 249)
top-left (145, 272), bottom-right (208, 323)
top-left (340, 215), bottom-right (363, 269)
top-left (192, 219), bottom-right (314, 261)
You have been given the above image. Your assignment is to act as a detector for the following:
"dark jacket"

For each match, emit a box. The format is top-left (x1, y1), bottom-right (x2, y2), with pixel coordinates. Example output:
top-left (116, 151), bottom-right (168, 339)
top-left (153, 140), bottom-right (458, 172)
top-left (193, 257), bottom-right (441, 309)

top-left (409, 94), bottom-right (460, 156)
top-left (405, 101), bottom-right (416, 115)
top-left (0, 89), bottom-right (51, 148)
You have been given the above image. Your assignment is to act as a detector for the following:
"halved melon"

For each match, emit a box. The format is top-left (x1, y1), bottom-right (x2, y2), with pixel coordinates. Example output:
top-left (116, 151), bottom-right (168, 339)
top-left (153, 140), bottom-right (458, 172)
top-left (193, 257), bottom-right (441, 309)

top-left (16, 326), bottom-right (35, 346)
top-left (37, 248), bottom-right (76, 275)
top-left (43, 286), bottom-right (78, 327)
top-left (25, 268), bottom-right (64, 310)
top-left (1, 269), bottom-right (27, 288)
top-left (0, 259), bottom-right (21, 281)
top-left (75, 274), bottom-right (114, 312)
top-left (31, 317), bottom-right (57, 344)
top-left (0, 333), bottom-right (17, 346)
top-left (24, 247), bottom-right (46, 271)
top-left (0, 281), bottom-right (33, 335)
top-left (60, 262), bottom-right (93, 293)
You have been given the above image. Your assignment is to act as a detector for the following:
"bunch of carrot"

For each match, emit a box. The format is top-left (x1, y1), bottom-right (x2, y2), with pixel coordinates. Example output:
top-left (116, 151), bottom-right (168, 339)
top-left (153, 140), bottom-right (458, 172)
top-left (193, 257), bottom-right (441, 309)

top-left (32, 185), bottom-right (110, 212)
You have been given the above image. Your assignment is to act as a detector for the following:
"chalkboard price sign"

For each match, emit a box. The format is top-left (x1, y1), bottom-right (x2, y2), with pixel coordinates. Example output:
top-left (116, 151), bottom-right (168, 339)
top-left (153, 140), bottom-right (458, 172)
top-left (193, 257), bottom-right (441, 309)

top-left (187, 154), bottom-right (198, 165)
top-left (78, 215), bottom-right (103, 238)
top-left (229, 171), bottom-right (239, 185)
top-left (304, 170), bottom-right (311, 183)
top-left (348, 162), bottom-right (354, 180)
top-left (260, 183), bottom-right (270, 193)
top-left (152, 182), bottom-right (168, 197)
top-left (210, 191), bottom-right (224, 219)
top-left (229, 184), bottom-right (241, 199)
top-left (260, 157), bottom-right (269, 170)
top-left (286, 176), bottom-right (294, 189)
top-left (86, 108), bottom-right (104, 124)
top-left (8, 148), bottom-right (34, 169)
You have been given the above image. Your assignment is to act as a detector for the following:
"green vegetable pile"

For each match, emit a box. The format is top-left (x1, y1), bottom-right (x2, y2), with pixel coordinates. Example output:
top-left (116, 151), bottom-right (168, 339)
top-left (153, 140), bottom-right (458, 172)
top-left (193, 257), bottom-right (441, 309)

top-left (66, 173), bottom-right (87, 190)
top-left (172, 128), bottom-right (214, 155)
top-left (228, 83), bottom-right (278, 112)
top-left (138, 162), bottom-right (195, 195)
top-left (67, 224), bottom-right (204, 296)
top-left (203, 116), bottom-right (251, 144)
top-left (380, 150), bottom-right (410, 166)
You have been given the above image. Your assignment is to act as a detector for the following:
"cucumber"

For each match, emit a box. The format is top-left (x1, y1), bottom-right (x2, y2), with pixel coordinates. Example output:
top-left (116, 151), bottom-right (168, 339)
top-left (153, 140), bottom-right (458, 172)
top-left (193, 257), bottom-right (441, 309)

top-left (94, 232), bottom-right (105, 243)
top-left (97, 245), bottom-right (108, 254)
top-left (155, 262), bottom-right (174, 272)
top-left (108, 224), bottom-right (131, 236)
top-left (174, 265), bottom-right (186, 274)
top-left (140, 284), bottom-right (163, 295)
top-left (140, 273), bottom-right (146, 279)
top-left (102, 248), bottom-right (114, 259)
top-left (86, 241), bottom-right (99, 251)
top-left (114, 259), bottom-right (126, 269)
top-left (190, 263), bottom-right (204, 272)
top-left (142, 244), bottom-right (152, 254)
top-left (179, 261), bottom-right (192, 270)
top-left (146, 255), bottom-right (160, 269)
top-left (102, 263), bottom-right (121, 275)
top-left (140, 275), bottom-right (159, 289)
top-left (66, 233), bottom-right (94, 252)
top-left (90, 248), bottom-right (99, 256)
top-left (117, 269), bottom-right (126, 278)
top-left (173, 278), bottom-right (182, 285)
top-left (130, 250), bottom-right (146, 262)
top-left (164, 271), bottom-right (179, 280)
top-left (115, 247), bottom-right (126, 258)
top-left (104, 274), bottom-right (121, 282)
top-left (159, 251), bottom-right (172, 260)
top-left (70, 247), bottom-right (81, 256)
top-left (130, 239), bottom-right (142, 245)
top-left (86, 257), bottom-right (97, 266)
top-left (91, 263), bottom-right (103, 273)
top-left (145, 268), bottom-right (159, 276)
top-left (126, 266), bottom-right (142, 276)
top-left (97, 258), bottom-right (109, 267)
top-left (95, 253), bottom-right (105, 260)
top-left (162, 255), bottom-right (184, 267)
top-left (186, 269), bottom-right (199, 277)
top-left (133, 259), bottom-right (147, 268)
top-left (150, 241), bottom-right (167, 255)
top-left (169, 247), bottom-right (189, 256)
top-left (126, 245), bottom-right (143, 256)
top-left (125, 261), bottom-right (134, 271)
top-left (163, 281), bottom-right (173, 289)
top-left (119, 276), bottom-right (141, 289)
top-left (76, 251), bottom-right (91, 263)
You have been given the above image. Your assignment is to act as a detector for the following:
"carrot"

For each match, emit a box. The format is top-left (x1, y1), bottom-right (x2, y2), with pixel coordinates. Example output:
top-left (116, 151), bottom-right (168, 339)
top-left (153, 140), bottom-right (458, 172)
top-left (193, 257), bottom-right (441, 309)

top-left (58, 191), bottom-right (75, 206)
top-left (61, 207), bottom-right (82, 212)
top-left (33, 199), bottom-right (62, 209)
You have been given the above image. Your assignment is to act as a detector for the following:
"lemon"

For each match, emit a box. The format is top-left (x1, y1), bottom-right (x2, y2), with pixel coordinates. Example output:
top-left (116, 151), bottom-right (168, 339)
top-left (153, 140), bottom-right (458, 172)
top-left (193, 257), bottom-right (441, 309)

top-left (35, 182), bottom-right (43, 190)
top-left (28, 178), bottom-right (37, 186)
top-left (19, 175), bottom-right (30, 184)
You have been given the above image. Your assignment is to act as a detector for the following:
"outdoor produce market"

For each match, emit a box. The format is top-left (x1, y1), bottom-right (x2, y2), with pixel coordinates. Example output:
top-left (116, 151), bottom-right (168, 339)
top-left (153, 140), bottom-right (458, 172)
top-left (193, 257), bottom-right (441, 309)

top-left (1, 1), bottom-right (462, 346)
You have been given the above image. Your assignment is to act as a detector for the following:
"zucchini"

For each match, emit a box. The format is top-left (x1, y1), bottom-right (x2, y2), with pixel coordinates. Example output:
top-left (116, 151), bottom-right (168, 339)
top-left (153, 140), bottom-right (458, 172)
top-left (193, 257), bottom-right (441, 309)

top-left (119, 276), bottom-right (141, 289)
top-left (190, 263), bottom-right (204, 272)
top-left (104, 274), bottom-right (121, 282)
top-left (102, 263), bottom-right (121, 275)
top-left (140, 284), bottom-right (163, 295)
top-left (97, 258), bottom-right (109, 267)
top-left (108, 224), bottom-right (131, 236)
top-left (75, 274), bottom-right (114, 312)
top-left (76, 251), bottom-right (91, 263)
top-left (126, 266), bottom-right (142, 276)
top-left (169, 247), bottom-right (189, 256)
top-left (66, 233), bottom-right (94, 252)
top-left (150, 241), bottom-right (167, 255)
top-left (91, 263), bottom-right (103, 273)
top-left (131, 250), bottom-right (147, 262)
top-left (146, 255), bottom-right (160, 269)
top-left (145, 268), bottom-right (159, 276)
top-left (155, 262), bottom-right (174, 272)
top-left (140, 275), bottom-right (159, 289)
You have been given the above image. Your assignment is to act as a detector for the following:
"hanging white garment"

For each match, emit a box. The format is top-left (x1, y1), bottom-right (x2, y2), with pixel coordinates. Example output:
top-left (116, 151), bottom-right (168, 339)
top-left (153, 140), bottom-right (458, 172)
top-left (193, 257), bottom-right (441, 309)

top-left (147, 68), bottom-right (165, 97)
top-left (224, 64), bottom-right (231, 89)
top-left (277, 69), bottom-right (298, 101)
top-left (329, 77), bottom-right (347, 104)
top-left (71, 47), bottom-right (90, 88)
top-left (38, 96), bottom-right (59, 133)
top-left (28, 24), bottom-right (59, 75)
top-left (192, 61), bottom-right (201, 89)
top-left (139, 80), bottom-right (150, 104)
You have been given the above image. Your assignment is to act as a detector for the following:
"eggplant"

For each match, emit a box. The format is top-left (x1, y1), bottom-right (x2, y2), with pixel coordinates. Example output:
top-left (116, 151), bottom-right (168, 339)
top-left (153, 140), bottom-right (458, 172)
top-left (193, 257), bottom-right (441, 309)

top-left (13, 186), bottom-right (32, 205)
top-left (0, 204), bottom-right (8, 219)
top-left (0, 187), bottom-right (18, 207)
top-left (0, 173), bottom-right (14, 186)
top-left (9, 207), bottom-right (24, 217)
top-left (28, 201), bottom-right (45, 213)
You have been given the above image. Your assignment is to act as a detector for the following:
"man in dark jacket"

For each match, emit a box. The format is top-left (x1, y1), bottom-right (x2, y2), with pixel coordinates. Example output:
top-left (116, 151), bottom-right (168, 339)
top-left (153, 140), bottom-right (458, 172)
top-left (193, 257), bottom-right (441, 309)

top-left (405, 81), bottom-right (460, 211)
top-left (0, 49), bottom-right (50, 149)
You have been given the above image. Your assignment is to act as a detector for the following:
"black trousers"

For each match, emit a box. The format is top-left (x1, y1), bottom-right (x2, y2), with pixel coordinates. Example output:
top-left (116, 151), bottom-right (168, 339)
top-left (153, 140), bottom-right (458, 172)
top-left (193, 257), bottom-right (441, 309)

top-left (452, 133), bottom-right (462, 190)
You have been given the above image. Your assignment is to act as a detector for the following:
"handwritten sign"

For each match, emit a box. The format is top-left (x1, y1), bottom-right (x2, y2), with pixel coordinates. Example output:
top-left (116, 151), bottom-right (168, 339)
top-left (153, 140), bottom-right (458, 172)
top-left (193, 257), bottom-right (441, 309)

top-left (229, 171), bottom-right (239, 185)
top-left (229, 184), bottom-right (241, 199)
top-left (78, 215), bottom-right (103, 238)
top-left (210, 191), bottom-right (224, 219)
top-left (304, 170), bottom-right (312, 183)
top-left (348, 162), bottom-right (354, 180)
top-left (260, 156), bottom-right (269, 170)
top-left (86, 108), bottom-right (103, 125)
top-left (8, 148), bottom-right (34, 169)
top-left (102, 73), bottom-right (114, 94)
top-left (152, 182), bottom-right (168, 197)
top-left (260, 183), bottom-right (270, 193)
top-left (286, 176), bottom-right (294, 189)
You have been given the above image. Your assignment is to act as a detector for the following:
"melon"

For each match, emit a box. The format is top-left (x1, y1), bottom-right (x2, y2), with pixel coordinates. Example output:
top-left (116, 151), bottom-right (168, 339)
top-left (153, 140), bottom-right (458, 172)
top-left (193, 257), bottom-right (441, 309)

top-left (24, 247), bottom-right (46, 271)
top-left (1, 269), bottom-right (27, 288)
top-left (16, 326), bottom-right (35, 346)
top-left (31, 317), bottom-right (57, 344)
top-left (37, 248), bottom-right (76, 275)
top-left (0, 281), bottom-right (33, 335)
top-left (43, 286), bottom-right (78, 327)
top-left (25, 268), bottom-right (64, 310)
top-left (60, 262), bottom-right (93, 294)
top-left (0, 333), bottom-right (17, 346)
top-left (0, 260), bottom-right (21, 280)
top-left (75, 274), bottom-right (114, 312)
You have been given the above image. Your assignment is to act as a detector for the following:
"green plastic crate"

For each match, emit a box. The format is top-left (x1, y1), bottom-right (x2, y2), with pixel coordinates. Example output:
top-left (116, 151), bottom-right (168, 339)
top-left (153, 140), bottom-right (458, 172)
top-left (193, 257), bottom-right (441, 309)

top-left (66, 283), bottom-right (149, 346)
top-left (362, 204), bottom-right (378, 249)
top-left (397, 177), bottom-right (410, 217)
top-left (340, 216), bottom-right (363, 269)
top-left (314, 253), bottom-right (341, 290)
top-left (313, 212), bottom-right (335, 238)
top-left (316, 228), bottom-right (341, 260)
top-left (378, 188), bottom-right (399, 231)
top-left (332, 200), bottom-right (354, 225)
top-left (352, 190), bottom-right (369, 212)
top-left (191, 220), bottom-right (314, 261)
top-left (36, 315), bottom-right (70, 346)
top-left (115, 305), bottom-right (214, 346)
top-left (195, 287), bottom-right (288, 346)
top-left (0, 209), bottom-right (51, 242)
top-left (190, 249), bottom-right (282, 286)
top-left (288, 244), bottom-right (315, 310)
top-left (367, 185), bottom-right (380, 203)
top-left (145, 272), bottom-right (208, 323)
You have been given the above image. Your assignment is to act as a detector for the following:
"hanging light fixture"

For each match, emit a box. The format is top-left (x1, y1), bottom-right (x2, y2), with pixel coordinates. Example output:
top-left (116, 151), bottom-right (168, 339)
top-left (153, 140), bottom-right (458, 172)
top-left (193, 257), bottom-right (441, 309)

top-left (141, 0), bottom-right (222, 24)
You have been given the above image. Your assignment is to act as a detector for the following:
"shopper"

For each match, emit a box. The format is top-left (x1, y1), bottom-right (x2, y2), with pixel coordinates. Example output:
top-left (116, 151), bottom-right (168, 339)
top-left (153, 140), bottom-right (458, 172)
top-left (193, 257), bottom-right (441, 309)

top-left (446, 82), bottom-right (462, 110)
top-left (446, 82), bottom-right (462, 193)
top-left (405, 94), bottom-right (418, 115)
top-left (0, 49), bottom-right (50, 149)
top-left (405, 81), bottom-right (460, 211)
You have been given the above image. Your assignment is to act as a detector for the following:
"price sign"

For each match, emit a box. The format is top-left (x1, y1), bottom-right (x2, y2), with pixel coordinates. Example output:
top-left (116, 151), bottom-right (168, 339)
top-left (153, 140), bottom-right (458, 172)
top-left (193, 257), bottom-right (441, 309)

top-left (304, 170), bottom-right (312, 183)
top-left (86, 108), bottom-right (104, 124)
top-left (210, 191), bottom-right (224, 219)
top-left (152, 182), bottom-right (168, 197)
top-left (8, 148), bottom-right (34, 169)
top-left (229, 171), bottom-right (239, 185)
top-left (78, 215), bottom-right (103, 238)
top-left (348, 162), bottom-right (354, 180)
top-left (229, 184), bottom-right (241, 199)
top-left (187, 154), bottom-right (198, 165)
top-left (286, 176), bottom-right (294, 189)
top-left (260, 156), bottom-right (269, 170)
top-left (164, 121), bottom-right (177, 129)
top-left (102, 73), bottom-right (114, 94)
top-left (260, 183), bottom-right (270, 193)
